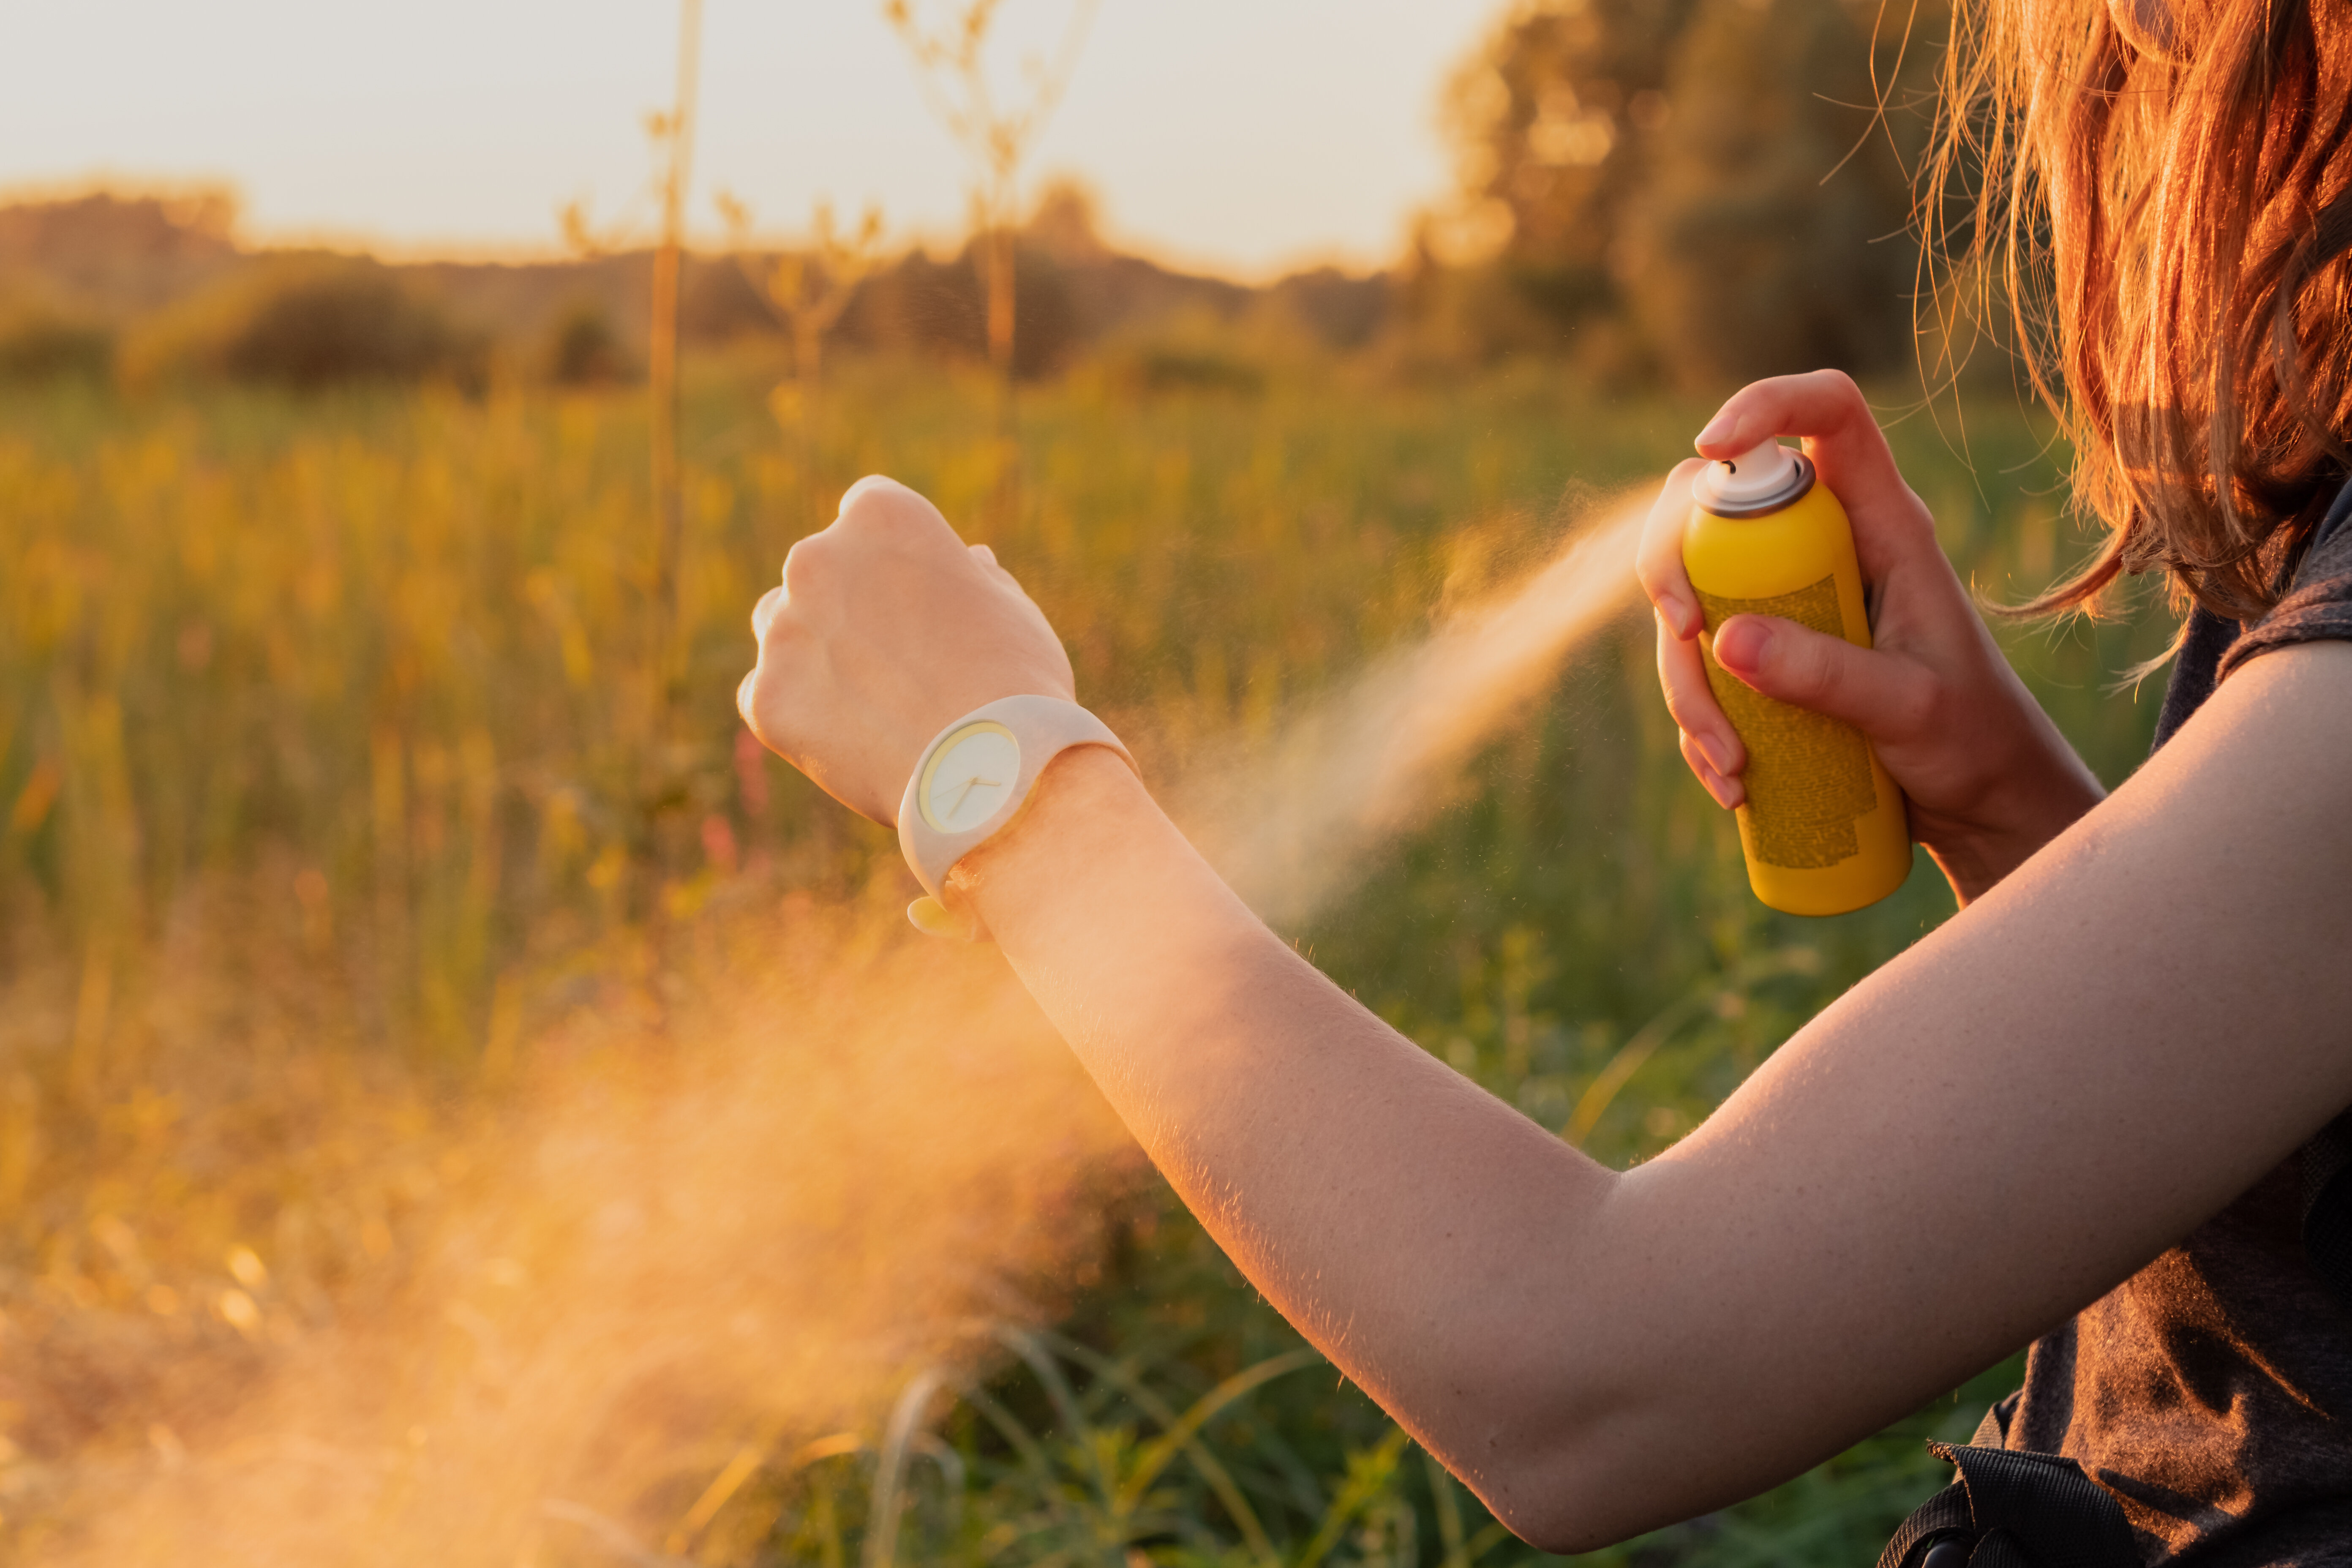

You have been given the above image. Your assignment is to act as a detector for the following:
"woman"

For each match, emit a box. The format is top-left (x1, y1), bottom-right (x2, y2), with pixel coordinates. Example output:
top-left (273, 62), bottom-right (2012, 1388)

top-left (737, 0), bottom-right (2352, 1560)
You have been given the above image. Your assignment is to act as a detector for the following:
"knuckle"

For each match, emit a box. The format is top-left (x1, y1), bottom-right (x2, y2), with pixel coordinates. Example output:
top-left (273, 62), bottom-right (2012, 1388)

top-left (1888, 673), bottom-right (1941, 737)
top-left (749, 584), bottom-right (785, 638)
top-left (838, 475), bottom-right (939, 545)
top-left (1659, 671), bottom-right (1715, 735)
top-left (1636, 532), bottom-right (1689, 593)
top-left (837, 474), bottom-right (907, 516)
top-left (738, 670), bottom-right (776, 741)
top-left (782, 533), bottom-right (831, 593)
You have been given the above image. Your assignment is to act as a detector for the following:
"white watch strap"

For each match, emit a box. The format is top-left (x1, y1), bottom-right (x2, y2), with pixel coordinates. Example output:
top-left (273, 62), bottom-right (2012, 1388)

top-left (896, 695), bottom-right (1135, 936)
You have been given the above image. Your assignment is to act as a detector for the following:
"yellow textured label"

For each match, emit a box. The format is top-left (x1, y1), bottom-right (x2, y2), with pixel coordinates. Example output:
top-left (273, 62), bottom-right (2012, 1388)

top-left (1696, 576), bottom-right (1877, 870)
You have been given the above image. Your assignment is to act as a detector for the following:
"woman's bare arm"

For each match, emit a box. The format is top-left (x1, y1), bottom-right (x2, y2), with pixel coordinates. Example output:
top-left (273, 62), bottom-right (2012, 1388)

top-left (954, 639), bottom-right (2352, 1551)
top-left (739, 476), bottom-right (2352, 1549)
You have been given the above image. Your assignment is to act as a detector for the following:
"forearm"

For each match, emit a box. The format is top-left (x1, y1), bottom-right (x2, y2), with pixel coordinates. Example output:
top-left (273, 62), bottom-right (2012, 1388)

top-left (957, 748), bottom-right (1626, 1530)
top-left (951, 748), bottom-right (2045, 1546)
top-left (934, 653), bottom-right (2352, 1549)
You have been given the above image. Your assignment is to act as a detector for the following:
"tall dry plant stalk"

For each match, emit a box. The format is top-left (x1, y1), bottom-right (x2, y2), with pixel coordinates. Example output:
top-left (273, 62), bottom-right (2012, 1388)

top-left (556, 0), bottom-right (708, 911)
top-left (556, 0), bottom-right (706, 719)
top-left (716, 195), bottom-right (888, 528)
top-left (882, 0), bottom-right (1099, 515)
top-left (648, 0), bottom-right (706, 709)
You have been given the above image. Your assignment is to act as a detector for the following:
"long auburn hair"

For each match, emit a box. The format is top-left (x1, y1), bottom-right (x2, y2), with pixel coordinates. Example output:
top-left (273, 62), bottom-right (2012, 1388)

top-left (1926, 0), bottom-right (2352, 622)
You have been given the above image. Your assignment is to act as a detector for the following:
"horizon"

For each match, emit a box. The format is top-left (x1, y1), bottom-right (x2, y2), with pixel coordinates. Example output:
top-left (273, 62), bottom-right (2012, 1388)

top-left (0, 0), bottom-right (1497, 286)
top-left (0, 175), bottom-right (1397, 286)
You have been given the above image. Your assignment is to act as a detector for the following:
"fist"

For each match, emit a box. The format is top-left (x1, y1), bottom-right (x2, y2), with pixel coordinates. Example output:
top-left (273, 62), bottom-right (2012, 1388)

top-left (738, 477), bottom-right (1076, 825)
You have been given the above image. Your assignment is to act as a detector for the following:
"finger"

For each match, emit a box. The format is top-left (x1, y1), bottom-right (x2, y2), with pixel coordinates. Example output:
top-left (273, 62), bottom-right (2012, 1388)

top-left (1680, 731), bottom-right (1745, 810)
top-left (736, 667), bottom-right (762, 734)
top-left (1690, 370), bottom-right (1935, 575)
top-left (836, 472), bottom-right (916, 516)
top-left (968, 541), bottom-right (1023, 592)
top-left (1657, 610), bottom-right (1744, 777)
top-left (1635, 459), bottom-right (1711, 640)
top-left (1712, 614), bottom-right (1936, 741)
top-left (1693, 369), bottom-right (1889, 475)
top-left (750, 583), bottom-right (786, 641)
top-left (836, 473), bottom-right (961, 546)
top-left (782, 532), bottom-right (828, 598)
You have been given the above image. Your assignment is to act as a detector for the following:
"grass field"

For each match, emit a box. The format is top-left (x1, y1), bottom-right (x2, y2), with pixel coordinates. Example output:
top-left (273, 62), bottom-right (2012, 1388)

top-left (0, 348), bottom-right (2180, 1564)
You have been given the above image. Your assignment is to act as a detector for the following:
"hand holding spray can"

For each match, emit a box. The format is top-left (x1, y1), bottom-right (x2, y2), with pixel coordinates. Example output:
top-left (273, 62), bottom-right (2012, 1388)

top-left (1683, 439), bottom-right (1911, 915)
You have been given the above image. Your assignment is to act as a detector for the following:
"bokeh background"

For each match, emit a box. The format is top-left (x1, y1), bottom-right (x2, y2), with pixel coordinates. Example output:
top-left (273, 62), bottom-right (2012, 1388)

top-left (0, 2), bottom-right (2181, 1564)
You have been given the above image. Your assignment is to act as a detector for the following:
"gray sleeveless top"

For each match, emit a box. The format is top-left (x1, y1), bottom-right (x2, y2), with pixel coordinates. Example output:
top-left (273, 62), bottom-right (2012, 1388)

top-left (2000, 477), bottom-right (2352, 1567)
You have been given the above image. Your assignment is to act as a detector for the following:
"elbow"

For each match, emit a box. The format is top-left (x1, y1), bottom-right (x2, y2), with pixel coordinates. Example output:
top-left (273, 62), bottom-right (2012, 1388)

top-left (1476, 1477), bottom-right (1642, 1558)
top-left (1449, 1415), bottom-right (1692, 1554)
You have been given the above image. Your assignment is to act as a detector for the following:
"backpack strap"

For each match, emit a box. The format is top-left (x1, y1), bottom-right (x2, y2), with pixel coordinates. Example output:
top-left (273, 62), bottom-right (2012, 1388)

top-left (1877, 1399), bottom-right (2139, 1568)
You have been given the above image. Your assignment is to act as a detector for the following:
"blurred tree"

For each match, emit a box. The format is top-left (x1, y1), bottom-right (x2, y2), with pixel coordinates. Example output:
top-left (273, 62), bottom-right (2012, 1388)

top-left (206, 262), bottom-right (483, 390)
top-left (1437, 0), bottom-right (1936, 386)
top-left (1440, 0), bottom-right (1700, 336)
top-left (1622, 0), bottom-right (1924, 387)
top-left (547, 300), bottom-right (630, 386)
top-left (0, 189), bottom-right (240, 313)
top-left (0, 309), bottom-right (113, 386)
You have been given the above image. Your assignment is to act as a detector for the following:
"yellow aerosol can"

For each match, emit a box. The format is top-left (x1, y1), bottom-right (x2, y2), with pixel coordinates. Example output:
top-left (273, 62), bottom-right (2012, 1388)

top-left (1684, 440), bottom-right (1910, 915)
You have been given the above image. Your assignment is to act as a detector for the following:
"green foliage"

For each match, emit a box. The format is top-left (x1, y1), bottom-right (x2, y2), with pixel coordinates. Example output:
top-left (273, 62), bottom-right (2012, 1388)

top-left (1442, 0), bottom-right (1698, 295)
top-left (0, 309), bottom-right (113, 385)
top-left (1431, 0), bottom-right (1942, 382)
top-left (120, 256), bottom-right (487, 390)
top-left (549, 299), bottom-right (635, 386)
top-left (222, 267), bottom-right (484, 389)
top-left (1623, 0), bottom-right (1921, 387)
top-left (0, 358), bottom-right (2177, 1562)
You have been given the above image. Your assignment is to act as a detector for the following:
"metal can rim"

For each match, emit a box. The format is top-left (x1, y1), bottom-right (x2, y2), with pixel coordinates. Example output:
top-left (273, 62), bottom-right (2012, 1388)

top-left (1692, 451), bottom-right (1816, 518)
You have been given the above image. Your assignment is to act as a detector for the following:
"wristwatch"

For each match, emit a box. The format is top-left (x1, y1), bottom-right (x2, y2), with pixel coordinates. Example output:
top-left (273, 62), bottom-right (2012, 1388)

top-left (897, 693), bottom-right (1136, 939)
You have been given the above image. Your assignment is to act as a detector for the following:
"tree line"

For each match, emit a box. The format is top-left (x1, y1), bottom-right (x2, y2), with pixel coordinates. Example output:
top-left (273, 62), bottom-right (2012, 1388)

top-left (1413, 0), bottom-right (1946, 388)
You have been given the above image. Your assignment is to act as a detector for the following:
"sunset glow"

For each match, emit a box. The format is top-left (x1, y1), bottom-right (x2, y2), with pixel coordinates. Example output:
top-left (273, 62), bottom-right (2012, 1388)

top-left (0, 0), bottom-right (1490, 275)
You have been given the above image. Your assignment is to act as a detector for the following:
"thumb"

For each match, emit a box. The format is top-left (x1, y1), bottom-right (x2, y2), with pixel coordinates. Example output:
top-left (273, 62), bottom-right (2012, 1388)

top-left (1712, 614), bottom-right (1929, 740)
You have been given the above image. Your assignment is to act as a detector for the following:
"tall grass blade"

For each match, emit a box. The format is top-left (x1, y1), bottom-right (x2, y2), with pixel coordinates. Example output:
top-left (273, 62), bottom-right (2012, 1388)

top-left (1038, 1329), bottom-right (1302, 1568)
top-left (1291, 1426), bottom-right (1410, 1568)
top-left (866, 1365), bottom-right (950, 1568)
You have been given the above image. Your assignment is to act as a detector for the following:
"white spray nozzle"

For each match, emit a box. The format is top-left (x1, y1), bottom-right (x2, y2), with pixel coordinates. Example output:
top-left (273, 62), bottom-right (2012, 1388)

top-left (1692, 439), bottom-right (1806, 513)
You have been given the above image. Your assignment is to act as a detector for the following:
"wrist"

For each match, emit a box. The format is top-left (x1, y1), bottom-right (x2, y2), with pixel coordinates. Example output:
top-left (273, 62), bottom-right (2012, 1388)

top-left (1921, 750), bottom-right (2105, 905)
top-left (897, 695), bottom-right (1134, 938)
top-left (946, 745), bottom-right (1156, 940)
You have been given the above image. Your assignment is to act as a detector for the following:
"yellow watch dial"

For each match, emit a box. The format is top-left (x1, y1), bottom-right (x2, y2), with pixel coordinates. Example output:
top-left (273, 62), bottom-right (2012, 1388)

top-left (918, 722), bottom-right (1021, 833)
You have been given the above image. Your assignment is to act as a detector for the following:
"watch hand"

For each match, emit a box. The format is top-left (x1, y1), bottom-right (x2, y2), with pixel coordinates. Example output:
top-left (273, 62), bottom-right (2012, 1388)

top-left (946, 776), bottom-right (1005, 816)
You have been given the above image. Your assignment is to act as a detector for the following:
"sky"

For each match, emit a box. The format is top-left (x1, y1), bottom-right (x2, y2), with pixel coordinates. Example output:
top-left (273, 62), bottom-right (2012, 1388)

top-left (0, 0), bottom-right (1501, 281)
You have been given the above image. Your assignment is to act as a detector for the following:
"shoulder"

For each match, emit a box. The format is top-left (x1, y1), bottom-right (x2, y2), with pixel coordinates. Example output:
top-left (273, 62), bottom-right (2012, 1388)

top-left (2219, 475), bottom-right (2352, 681)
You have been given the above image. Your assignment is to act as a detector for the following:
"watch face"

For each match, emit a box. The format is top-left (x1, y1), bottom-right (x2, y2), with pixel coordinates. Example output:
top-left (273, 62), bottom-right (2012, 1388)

top-left (919, 722), bottom-right (1021, 834)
